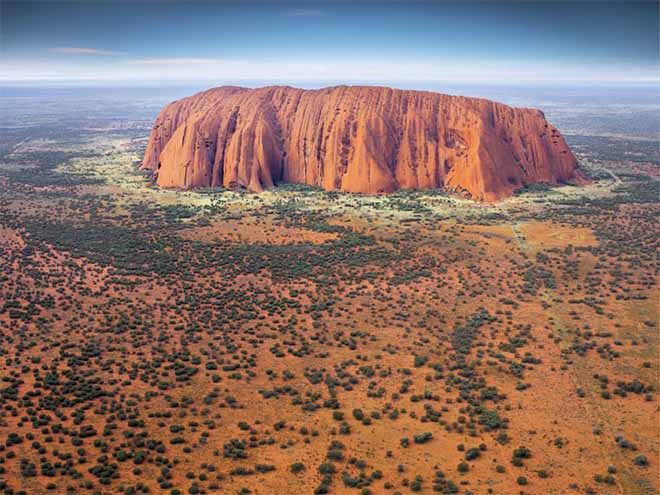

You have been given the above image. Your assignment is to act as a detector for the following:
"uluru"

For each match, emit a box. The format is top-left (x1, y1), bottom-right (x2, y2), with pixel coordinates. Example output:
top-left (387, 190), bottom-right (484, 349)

top-left (141, 85), bottom-right (580, 201)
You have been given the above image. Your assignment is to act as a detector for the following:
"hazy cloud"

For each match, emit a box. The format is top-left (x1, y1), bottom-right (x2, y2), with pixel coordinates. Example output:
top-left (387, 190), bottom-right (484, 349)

top-left (5, 57), bottom-right (657, 85)
top-left (50, 47), bottom-right (119, 56)
top-left (128, 58), bottom-right (225, 65)
top-left (286, 9), bottom-right (324, 17)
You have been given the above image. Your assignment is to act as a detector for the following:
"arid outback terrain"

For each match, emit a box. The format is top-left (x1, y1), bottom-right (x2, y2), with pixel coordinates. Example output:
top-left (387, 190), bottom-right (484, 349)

top-left (0, 86), bottom-right (658, 495)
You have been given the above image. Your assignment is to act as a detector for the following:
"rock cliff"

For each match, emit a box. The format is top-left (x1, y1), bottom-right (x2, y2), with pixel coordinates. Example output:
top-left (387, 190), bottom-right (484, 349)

top-left (142, 85), bottom-right (579, 201)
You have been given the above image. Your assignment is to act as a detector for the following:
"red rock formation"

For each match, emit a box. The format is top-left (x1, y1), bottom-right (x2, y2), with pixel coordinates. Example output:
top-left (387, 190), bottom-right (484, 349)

top-left (142, 85), bottom-right (580, 201)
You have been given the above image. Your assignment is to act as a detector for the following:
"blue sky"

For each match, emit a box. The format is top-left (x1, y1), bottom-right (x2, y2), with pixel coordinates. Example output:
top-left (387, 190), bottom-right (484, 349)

top-left (1, 0), bottom-right (658, 85)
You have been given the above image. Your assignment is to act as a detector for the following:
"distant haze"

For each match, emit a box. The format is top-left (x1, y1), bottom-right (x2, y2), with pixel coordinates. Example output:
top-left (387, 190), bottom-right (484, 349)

top-left (1, 0), bottom-right (658, 85)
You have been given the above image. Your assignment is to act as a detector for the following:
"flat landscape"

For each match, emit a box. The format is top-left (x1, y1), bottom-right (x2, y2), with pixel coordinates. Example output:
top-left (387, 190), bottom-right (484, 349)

top-left (0, 86), bottom-right (658, 495)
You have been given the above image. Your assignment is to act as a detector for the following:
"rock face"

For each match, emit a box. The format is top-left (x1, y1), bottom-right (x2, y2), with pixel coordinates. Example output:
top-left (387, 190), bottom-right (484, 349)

top-left (142, 85), bottom-right (579, 201)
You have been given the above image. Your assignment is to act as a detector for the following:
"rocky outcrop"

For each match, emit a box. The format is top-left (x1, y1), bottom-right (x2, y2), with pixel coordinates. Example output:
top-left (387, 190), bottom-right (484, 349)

top-left (142, 85), bottom-right (580, 201)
